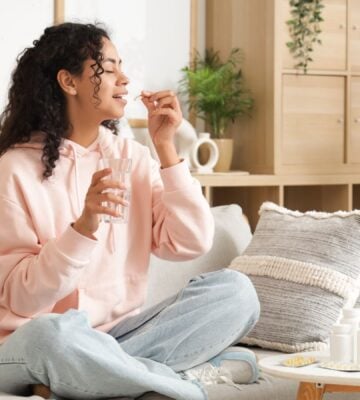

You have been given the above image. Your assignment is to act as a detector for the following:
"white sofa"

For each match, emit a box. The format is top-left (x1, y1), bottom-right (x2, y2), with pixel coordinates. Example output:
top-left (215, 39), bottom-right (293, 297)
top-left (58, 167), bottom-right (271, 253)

top-left (144, 204), bottom-right (360, 400)
top-left (1, 204), bottom-right (358, 400)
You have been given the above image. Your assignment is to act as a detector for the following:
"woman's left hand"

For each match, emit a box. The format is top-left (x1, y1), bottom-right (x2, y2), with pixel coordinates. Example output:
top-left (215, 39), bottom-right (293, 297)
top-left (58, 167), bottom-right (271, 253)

top-left (141, 90), bottom-right (182, 147)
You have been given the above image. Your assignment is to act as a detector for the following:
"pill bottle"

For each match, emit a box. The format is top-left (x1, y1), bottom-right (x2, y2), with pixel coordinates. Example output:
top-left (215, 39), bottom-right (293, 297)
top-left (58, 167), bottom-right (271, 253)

top-left (339, 308), bottom-right (360, 362)
top-left (329, 323), bottom-right (353, 363)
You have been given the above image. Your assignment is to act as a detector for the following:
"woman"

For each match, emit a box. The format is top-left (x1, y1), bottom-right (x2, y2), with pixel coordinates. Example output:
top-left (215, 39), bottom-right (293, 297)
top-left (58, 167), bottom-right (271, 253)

top-left (0, 22), bottom-right (260, 399)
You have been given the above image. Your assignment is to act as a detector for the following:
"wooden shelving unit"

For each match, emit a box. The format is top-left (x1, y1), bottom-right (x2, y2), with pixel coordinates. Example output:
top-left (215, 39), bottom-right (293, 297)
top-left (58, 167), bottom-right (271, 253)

top-left (200, 0), bottom-right (360, 231)
top-left (206, 0), bottom-right (360, 175)
top-left (193, 172), bottom-right (360, 231)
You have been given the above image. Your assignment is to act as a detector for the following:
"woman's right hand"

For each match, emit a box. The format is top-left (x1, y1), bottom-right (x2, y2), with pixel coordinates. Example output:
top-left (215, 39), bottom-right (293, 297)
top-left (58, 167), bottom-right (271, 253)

top-left (72, 168), bottom-right (126, 239)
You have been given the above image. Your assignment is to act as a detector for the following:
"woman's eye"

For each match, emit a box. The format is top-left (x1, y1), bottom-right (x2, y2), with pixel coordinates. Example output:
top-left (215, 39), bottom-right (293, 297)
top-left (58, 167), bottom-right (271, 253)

top-left (105, 70), bottom-right (114, 74)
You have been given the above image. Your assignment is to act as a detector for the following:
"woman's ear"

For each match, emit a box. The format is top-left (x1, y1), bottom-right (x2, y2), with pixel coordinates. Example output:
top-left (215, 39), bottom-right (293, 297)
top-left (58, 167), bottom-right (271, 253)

top-left (57, 69), bottom-right (77, 96)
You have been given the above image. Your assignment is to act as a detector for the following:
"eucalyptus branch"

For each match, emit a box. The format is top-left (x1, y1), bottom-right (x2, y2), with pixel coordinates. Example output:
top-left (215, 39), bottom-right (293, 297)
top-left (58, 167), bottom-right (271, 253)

top-left (286, 0), bottom-right (324, 73)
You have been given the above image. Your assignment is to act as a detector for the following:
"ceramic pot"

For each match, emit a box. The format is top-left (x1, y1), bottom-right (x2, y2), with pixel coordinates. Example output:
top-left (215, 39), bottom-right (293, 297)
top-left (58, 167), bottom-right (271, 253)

top-left (213, 138), bottom-right (233, 172)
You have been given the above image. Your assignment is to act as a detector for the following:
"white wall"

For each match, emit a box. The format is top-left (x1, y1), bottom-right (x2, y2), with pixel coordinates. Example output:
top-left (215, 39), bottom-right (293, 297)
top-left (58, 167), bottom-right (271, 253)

top-left (0, 0), bottom-right (205, 121)
top-left (0, 0), bottom-right (53, 113)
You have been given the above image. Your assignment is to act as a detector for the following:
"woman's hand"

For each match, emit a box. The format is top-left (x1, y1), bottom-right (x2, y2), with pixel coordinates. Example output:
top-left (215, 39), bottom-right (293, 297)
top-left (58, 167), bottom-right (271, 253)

top-left (141, 90), bottom-right (182, 145)
top-left (141, 90), bottom-right (182, 167)
top-left (72, 168), bottom-right (127, 238)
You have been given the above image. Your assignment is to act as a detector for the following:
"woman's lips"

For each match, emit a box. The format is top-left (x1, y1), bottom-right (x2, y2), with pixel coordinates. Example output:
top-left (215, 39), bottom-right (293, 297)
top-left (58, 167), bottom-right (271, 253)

top-left (113, 96), bottom-right (127, 105)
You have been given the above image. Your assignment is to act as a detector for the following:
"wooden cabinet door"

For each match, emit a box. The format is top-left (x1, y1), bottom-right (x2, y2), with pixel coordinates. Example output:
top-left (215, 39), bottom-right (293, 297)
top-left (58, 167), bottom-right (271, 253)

top-left (282, 75), bottom-right (345, 166)
top-left (349, 77), bottom-right (360, 163)
top-left (350, 0), bottom-right (360, 72)
top-left (281, 0), bottom-right (347, 71)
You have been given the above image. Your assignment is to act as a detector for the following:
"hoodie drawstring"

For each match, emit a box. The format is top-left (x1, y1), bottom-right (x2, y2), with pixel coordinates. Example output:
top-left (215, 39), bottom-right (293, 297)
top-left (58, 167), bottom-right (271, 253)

top-left (69, 143), bottom-right (82, 216)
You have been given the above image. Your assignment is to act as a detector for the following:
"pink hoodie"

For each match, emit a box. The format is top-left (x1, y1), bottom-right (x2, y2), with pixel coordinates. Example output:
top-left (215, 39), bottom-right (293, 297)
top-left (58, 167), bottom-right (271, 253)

top-left (0, 129), bottom-right (214, 343)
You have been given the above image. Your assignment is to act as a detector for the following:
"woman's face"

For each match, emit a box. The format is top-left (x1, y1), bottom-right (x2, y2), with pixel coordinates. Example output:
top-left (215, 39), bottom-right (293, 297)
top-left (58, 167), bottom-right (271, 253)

top-left (74, 38), bottom-right (129, 122)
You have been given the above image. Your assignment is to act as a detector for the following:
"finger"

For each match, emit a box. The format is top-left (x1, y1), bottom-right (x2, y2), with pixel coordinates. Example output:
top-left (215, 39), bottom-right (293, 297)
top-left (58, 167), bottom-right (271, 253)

top-left (141, 90), bottom-right (153, 98)
top-left (141, 90), bottom-right (179, 114)
top-left (93, 180), bottom-right (127, 194)
top-left (84, 196), bottom-right (129, 216)
top-left (90, 204), bottom-right (122, 218)
top-left (141, 95), bottom-right (156, 113)
top-left (148, 90), bottom-right (176, 101)
top-left (141, 90), bottom-right (158, 112)
top-left (91, 168), bottom-right (112, 186)
top-left (150, 108), bottom-right (180, 121)
top-left (157, 96), bottom-right (181, 111)
top-left (97, 192), bottom-right (130, 206)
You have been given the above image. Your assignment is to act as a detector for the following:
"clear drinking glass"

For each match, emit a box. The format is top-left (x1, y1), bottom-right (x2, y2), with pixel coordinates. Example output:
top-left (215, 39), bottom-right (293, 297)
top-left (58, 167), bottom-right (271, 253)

top-left (101, 158), bottom-right (132, 223)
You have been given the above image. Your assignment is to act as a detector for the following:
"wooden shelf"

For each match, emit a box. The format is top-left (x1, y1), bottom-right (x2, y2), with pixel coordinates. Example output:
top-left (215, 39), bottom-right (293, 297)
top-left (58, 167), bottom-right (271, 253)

top-left (193, 173), bottom-right (360, 231)
top-left (282, 69), bottom-right (349, 76)
top-left (192, 172), bottom-right (360, 187)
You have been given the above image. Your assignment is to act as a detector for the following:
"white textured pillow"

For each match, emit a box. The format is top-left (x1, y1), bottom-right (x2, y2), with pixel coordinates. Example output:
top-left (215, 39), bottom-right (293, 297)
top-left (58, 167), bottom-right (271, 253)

top-left (230, 202), bottom-right (360, 353)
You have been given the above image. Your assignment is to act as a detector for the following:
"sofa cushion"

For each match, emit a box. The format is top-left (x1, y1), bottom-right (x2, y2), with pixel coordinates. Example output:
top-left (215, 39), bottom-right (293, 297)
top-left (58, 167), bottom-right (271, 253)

top-left (144, 204), bottom-right (252, 309)
top-left (230, 202), bottom-right (360, 353)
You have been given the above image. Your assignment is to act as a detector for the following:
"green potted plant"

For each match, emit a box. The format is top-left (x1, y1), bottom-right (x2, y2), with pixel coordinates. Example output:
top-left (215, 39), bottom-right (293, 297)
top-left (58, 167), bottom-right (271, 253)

top-left (179, 48), bottom-right (254, 171)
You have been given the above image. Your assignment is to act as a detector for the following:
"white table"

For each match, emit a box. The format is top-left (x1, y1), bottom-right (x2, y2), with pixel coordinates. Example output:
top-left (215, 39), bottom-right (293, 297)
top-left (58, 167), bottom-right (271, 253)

top-left (259, 351), bottom-right (360, 400)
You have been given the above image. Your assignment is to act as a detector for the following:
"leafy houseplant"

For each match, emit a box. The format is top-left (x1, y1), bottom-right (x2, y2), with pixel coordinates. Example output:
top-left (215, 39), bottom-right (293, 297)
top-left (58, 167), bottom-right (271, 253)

top-left (286, 0), bottom-right (324, 73)
top-left (179, 48), bottom-right (254, 139)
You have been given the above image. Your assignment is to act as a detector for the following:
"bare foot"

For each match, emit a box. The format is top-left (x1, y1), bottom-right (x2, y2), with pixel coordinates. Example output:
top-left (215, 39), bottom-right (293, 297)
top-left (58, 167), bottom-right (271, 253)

top-left (32, 384), bottom-right (51, 399)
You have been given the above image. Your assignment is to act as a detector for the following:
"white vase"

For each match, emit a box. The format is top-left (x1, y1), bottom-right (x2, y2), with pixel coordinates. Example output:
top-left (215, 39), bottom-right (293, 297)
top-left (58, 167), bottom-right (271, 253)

top-left (191, 133), bottom-right (219, 173)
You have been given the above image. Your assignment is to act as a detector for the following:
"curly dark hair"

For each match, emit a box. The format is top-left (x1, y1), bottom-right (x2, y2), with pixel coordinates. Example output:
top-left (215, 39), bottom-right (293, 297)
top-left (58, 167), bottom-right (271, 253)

top-left (0, 22), bottom-right (119, 178)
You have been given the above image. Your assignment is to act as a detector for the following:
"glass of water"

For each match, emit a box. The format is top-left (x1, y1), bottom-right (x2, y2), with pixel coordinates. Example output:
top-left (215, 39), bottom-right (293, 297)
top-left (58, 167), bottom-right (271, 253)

top-left (101, 158), bottom-right (132, 223)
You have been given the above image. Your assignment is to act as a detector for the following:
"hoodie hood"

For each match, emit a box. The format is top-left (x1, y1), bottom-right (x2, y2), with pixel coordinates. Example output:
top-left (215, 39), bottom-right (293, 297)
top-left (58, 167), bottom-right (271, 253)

top-left (14, 126), bottom-right (128, 158)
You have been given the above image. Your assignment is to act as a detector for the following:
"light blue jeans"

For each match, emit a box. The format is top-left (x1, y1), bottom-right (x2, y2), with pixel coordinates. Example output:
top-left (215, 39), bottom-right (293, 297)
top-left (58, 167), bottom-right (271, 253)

top-left (0, 269), bottom-right (260, 400)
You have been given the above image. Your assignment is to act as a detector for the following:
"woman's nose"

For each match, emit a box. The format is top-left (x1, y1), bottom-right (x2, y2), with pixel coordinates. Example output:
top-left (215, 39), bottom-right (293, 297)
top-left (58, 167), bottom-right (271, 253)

top-left (117, 71), bottom-right (129, 86)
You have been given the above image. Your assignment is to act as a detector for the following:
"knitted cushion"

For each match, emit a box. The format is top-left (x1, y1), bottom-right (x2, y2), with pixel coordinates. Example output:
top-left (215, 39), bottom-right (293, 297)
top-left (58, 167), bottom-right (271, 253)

top-left (229, 202), bottom-right (360, 353)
